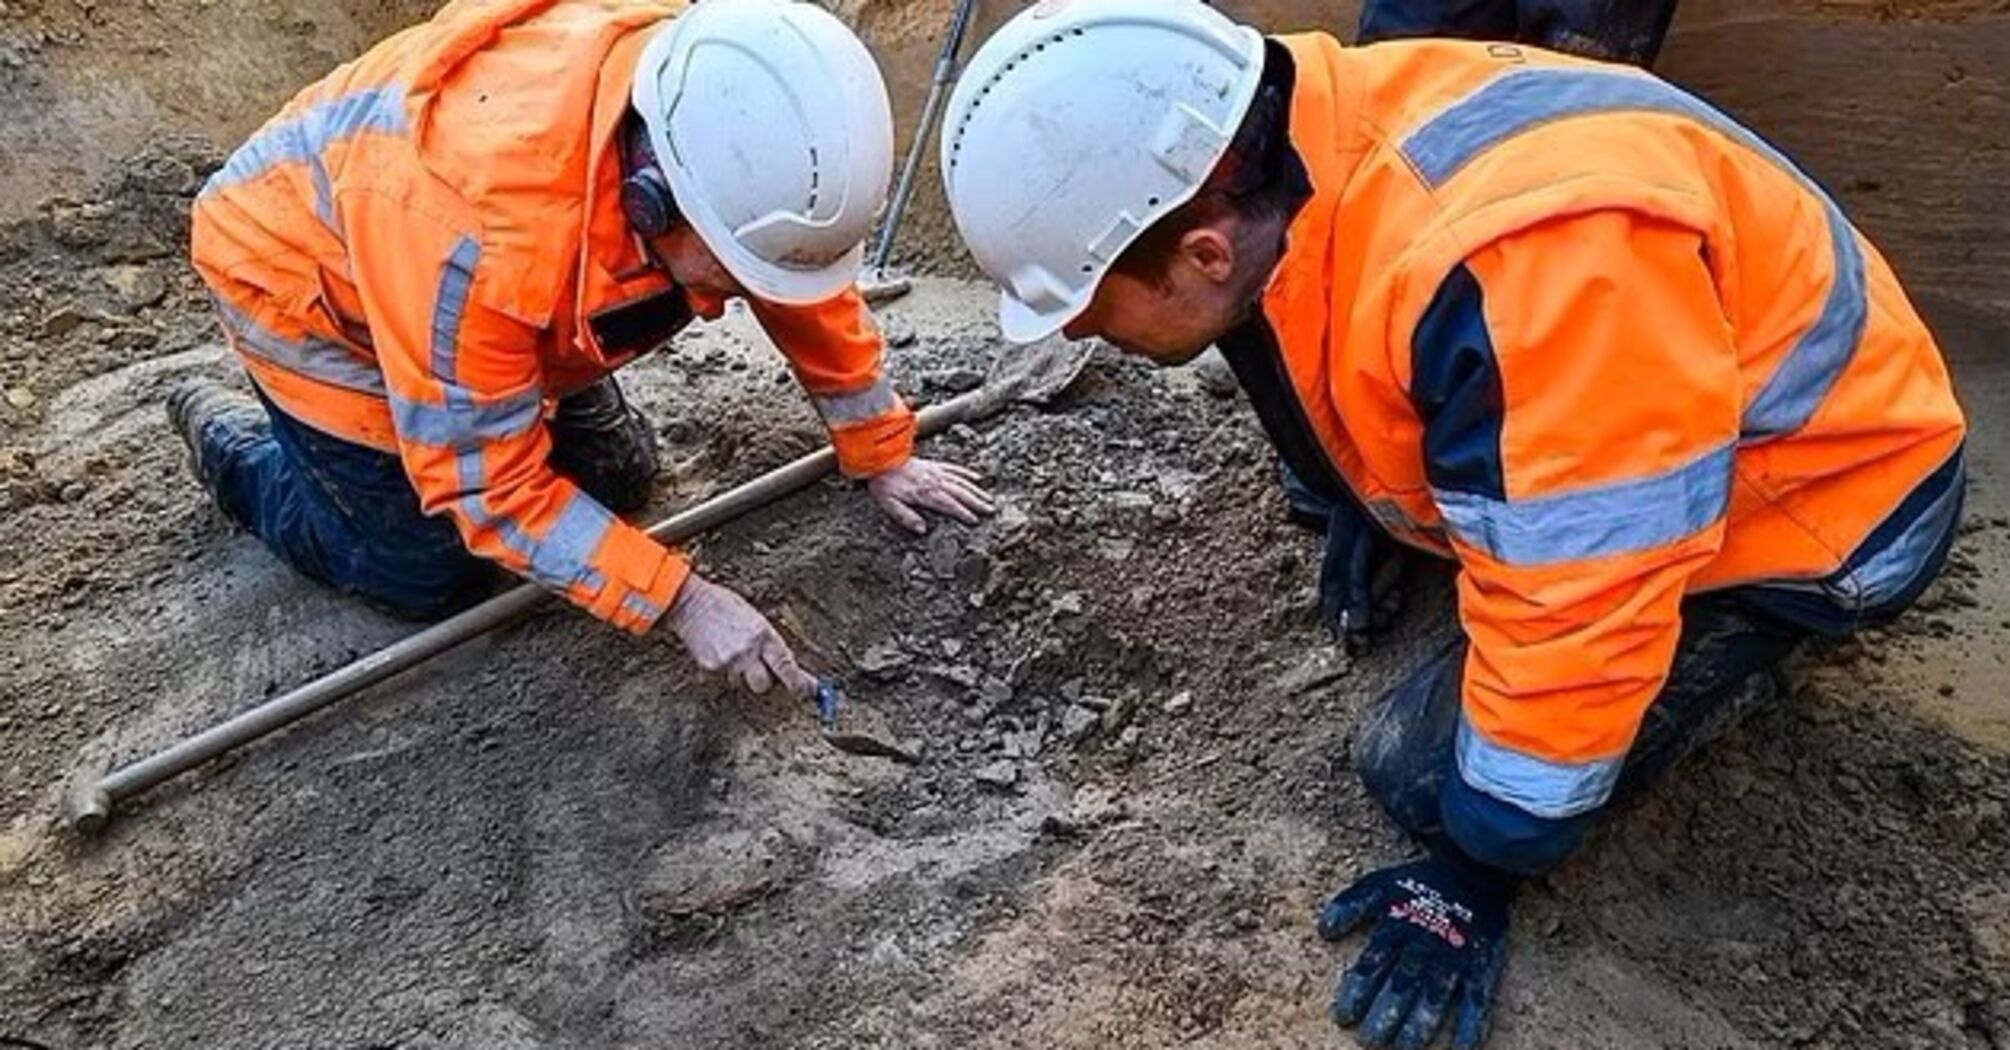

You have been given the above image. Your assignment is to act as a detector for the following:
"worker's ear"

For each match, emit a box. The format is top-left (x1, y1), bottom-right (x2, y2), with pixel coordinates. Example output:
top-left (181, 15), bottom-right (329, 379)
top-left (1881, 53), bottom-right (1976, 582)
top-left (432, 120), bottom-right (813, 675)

top-left (1176, 226), bottom-right (1237, 286)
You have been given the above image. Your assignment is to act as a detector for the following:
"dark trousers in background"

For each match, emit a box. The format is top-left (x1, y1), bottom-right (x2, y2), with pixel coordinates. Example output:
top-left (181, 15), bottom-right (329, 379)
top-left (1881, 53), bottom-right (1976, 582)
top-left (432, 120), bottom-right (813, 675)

top-left (196, 377), bottom-right (658, 620)
top-left (1357, 0), bottom-right (1681, 65)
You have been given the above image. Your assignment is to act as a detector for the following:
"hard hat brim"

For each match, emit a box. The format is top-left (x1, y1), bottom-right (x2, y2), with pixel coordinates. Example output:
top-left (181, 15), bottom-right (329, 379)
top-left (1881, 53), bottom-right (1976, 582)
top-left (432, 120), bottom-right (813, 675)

top-left (997, 288), bottom-right (1083, 345)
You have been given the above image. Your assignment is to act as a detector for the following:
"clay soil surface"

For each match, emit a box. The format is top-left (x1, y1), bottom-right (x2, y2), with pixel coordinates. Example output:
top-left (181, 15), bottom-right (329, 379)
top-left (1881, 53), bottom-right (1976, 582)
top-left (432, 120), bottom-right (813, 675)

top-left (1, 2), bottom-right (2007, 1048)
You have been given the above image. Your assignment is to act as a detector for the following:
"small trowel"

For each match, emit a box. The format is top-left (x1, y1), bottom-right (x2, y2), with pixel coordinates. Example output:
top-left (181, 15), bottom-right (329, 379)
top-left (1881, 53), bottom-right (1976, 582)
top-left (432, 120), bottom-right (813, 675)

top-left (812, 680), bottom-right (921, 765)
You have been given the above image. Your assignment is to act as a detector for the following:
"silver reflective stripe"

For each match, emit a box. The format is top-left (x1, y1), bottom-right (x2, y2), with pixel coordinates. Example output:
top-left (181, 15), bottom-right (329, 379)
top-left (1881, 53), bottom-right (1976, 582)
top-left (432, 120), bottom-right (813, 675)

top-left (1457, 718), bottom-right (1624, 820)
top-left (201, 84), bottom-right (408, 231)
top-left (527, 495), bottom-right (615, 592)
top-left (1367, 498), bottom-right (1448, 548)
top-left (622, 594), bottom-right (664, 623)
top-left (1400, 68), bottom-right (1868, 440)
top-left (1741, 207), bottom-right (1867, 438)
top-left (216, 301), bottom-right (386, 396)
top-left (451, 446), bottom-right (610, 594)
top-left (812, 377), bottom-right (900, 425)
top-left (1832, 455), bottom-right (1965, 608)
top-left (430, 236), bottom-right (482, 383)
top-left (1433, 443), bottom-right (1733, 566)
top-left (389, 388), bottom-right (542, 448)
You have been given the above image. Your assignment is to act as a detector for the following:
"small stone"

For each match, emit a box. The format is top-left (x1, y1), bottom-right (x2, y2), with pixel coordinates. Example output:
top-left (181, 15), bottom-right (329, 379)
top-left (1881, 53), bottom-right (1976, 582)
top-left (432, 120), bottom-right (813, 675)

top-left (928, 663), bottom-right (981, 690)
top-left (1192, 348), bottom-right (1240, 399)
top-left (1277, 648), bottom-right (1350, 696)
top-left (1231, 909), bottom-right (1260, 931)
top-left (927, 366), bottom-right (984, 394)
top-left (1163, 690), bottom-right (1193, 716)
top-left (857, 641), bottom-right (911, 676)
top-left (1099, 694), bottom-right (1134, 735)
top-left (4, 386), bottom-right (34, 409)
top-left (976, 676), bottom-right (1014, 712)
top-left (107, 328), bottom-right (160, 352)
top-left (1009, 725), bottom-right (1046, 758)
top-left (59, 480), bottom-right (87, 503)
top-left (99, 265), bottom-right (168, 311)
top-left (1051, 591), bottom-right (1085, 617)
top-left (38, 305), bottom-right (87, 337)
top-left (1059, 705), bottom-right (1100, 744)
top-left (972, 760), bottom-right (1020, 791)
top-left (941, 638), bottom-right (964, 658)
top-left (880, 315), bottom-right (918, 349)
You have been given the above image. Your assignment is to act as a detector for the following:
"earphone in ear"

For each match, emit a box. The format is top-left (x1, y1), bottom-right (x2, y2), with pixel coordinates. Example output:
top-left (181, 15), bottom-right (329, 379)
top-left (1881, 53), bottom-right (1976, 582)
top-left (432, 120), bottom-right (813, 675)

top-left (620, 118), bottom-right (682, 239)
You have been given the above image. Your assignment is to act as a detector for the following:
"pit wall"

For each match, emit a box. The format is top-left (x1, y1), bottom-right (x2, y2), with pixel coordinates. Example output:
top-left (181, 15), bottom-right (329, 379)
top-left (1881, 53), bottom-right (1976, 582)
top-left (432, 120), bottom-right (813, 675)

top-left (3, 0), bottom-right (2002, 317)
top-left (859, 0), bottom-right (2010, 318)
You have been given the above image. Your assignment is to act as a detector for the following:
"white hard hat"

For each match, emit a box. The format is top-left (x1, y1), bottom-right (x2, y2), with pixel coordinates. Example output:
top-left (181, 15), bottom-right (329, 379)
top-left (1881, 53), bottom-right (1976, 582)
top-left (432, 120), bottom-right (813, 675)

top-left (941, 0), bottom-right (1265, 343)
top-left (632, 0), bottom-right (895, 304)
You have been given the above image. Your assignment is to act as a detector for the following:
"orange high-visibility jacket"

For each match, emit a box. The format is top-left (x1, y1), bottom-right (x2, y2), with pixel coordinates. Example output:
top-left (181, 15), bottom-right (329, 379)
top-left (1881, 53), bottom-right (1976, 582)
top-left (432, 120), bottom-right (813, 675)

top-left (1251, 35), bottom-right (1964, 853)
top-left (190, 0), bottom-right (916, 633)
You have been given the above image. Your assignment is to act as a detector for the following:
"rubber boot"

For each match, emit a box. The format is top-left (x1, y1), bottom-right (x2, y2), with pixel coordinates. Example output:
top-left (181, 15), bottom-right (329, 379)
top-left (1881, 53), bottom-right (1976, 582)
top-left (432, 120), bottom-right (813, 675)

top-left (547, 376), bottom-right (660, 514)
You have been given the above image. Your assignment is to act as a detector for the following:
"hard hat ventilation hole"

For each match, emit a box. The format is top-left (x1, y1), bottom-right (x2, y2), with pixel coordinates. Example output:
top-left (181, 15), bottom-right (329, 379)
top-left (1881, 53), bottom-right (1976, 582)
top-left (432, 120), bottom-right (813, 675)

top-left (948, 33), bottom-right (1086, 174)
top-left (807, 147), bottom-right (821, 209)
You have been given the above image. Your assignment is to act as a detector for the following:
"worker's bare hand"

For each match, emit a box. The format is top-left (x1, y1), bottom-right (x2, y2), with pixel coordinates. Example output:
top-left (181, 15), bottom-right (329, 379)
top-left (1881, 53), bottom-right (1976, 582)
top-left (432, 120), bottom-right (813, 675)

top-left (866, 457), bottom-right (996, 535)
top-left (663, 573), bottom-right (816, 700)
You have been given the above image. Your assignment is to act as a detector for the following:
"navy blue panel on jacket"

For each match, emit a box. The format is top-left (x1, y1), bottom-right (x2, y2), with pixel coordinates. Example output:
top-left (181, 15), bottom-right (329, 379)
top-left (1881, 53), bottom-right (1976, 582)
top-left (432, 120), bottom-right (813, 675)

top-left (1410, 262), bottom-right (1507, 502)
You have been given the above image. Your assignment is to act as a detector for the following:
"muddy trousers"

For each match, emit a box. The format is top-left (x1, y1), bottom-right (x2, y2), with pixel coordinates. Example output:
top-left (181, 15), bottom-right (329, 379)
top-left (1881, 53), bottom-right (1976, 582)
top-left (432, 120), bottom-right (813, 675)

top-left (1355, 475), bottom-right (1960, 872)
top-left (1354, 592), bottom-right (1809, 868)
top-left (1356, 0), bottom-right (1680, 65)
top-left (200, 377), bottom-right (659, 621)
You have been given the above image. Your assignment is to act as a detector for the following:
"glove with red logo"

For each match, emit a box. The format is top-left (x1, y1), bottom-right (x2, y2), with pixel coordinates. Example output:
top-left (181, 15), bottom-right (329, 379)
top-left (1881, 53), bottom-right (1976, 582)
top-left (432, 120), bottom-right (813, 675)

top-left (1316, 854), bottom-right (1517, 1050)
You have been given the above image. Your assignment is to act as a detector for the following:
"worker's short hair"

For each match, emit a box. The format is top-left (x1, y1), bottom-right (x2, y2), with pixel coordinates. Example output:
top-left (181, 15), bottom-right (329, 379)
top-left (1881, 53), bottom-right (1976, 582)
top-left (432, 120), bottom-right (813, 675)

top-left (1109, 48), bottom-right (1301, 287)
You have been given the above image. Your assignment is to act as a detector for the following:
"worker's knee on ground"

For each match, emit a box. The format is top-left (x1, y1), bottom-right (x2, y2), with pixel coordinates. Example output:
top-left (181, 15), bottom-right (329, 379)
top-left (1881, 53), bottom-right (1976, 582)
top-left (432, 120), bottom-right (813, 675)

top-left (548, 380), bottom-right (660, 514)
top-left (332, 548), bottom-right (490, 622)
top-left (1354, 642), bottom-right (1465, 839)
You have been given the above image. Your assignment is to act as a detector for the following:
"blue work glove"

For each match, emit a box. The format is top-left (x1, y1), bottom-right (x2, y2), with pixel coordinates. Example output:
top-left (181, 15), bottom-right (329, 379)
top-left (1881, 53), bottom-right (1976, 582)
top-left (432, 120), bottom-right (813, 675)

top-left (1316, 855), bottom-right (1517, 1050)
top-left (1279, 462), bottom-right (1406, 654)
top-left (1318, 500), bottom-right (1407, 655)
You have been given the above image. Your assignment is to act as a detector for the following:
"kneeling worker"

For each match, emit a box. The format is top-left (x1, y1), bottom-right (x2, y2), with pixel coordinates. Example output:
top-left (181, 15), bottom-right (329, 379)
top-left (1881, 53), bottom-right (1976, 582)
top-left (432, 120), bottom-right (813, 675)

top-left (176, 0), bottom-right (993, 699)
top-left (941, 1), bottom-right (1964, 1046)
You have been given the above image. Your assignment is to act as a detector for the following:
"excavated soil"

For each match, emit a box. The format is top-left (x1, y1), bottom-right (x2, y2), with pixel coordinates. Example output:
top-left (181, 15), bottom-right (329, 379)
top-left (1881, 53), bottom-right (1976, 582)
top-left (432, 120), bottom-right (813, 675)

top-left (2, 2), bottom-right (2008, 1049)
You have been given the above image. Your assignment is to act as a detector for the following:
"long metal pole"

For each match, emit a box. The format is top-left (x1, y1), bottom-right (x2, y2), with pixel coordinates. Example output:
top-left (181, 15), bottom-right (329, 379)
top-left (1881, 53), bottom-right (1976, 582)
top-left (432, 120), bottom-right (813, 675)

top-left (67, 386), bottom-right (1005, 832)
top-left (867, 0), bottom-right (981, 272)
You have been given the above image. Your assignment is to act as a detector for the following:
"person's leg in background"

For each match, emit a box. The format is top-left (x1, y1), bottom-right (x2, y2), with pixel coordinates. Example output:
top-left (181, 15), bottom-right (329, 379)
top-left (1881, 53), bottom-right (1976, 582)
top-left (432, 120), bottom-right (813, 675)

top-left (1357, 0), bottom-right (1518, 46)
top-left (1358, 0), bottom-right (1680, 67)
top-left (1517, 0), bottom-right (1680, 65)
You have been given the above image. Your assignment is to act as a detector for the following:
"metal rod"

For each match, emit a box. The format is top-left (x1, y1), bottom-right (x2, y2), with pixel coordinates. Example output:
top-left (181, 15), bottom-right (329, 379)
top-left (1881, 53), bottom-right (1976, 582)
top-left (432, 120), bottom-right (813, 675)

top-left (70, 387), bottom-right (1001, 830)
top-left (867, 0), bottom-right (980, 272)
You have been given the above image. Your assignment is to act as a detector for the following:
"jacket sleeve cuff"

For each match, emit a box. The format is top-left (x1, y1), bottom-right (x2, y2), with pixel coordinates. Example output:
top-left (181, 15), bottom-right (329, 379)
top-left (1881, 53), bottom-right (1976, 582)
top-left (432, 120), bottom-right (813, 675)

top-left (1440, 760), bottom-right (1596, 877)
top-left (576, 523), bottom-right (691, 635)
top-left (830, 402), bottom-right (918, 478)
